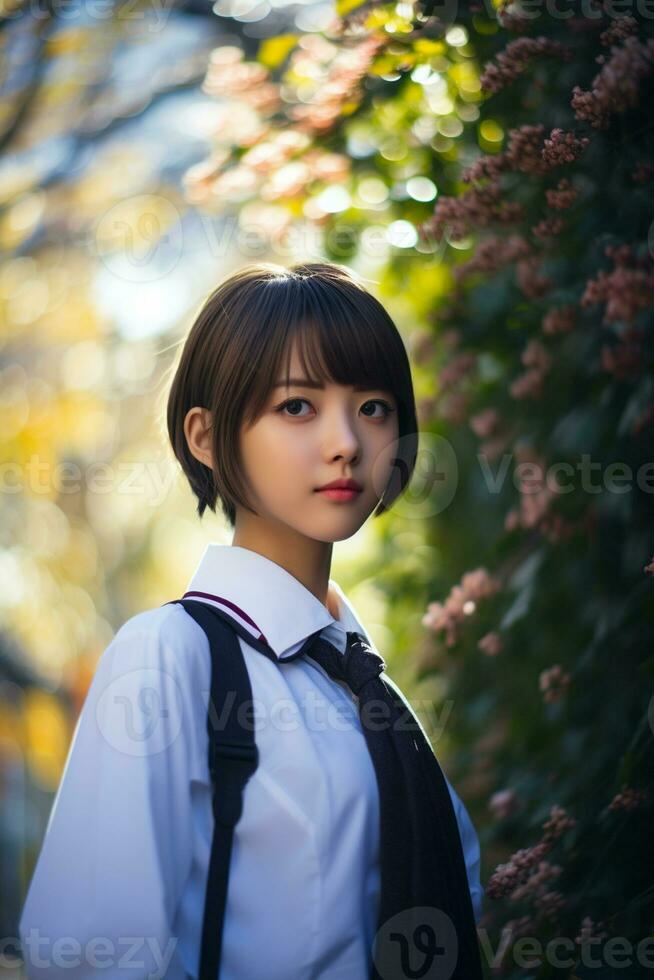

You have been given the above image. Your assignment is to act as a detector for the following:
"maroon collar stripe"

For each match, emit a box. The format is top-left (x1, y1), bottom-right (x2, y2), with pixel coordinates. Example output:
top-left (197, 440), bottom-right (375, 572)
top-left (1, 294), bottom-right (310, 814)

top-left (181, 590), bottom-right (268, 645)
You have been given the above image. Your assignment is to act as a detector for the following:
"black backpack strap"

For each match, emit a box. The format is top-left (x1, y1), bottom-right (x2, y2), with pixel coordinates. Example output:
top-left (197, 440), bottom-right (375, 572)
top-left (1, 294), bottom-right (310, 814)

top-left (165, 598), bottom-right (259, 980)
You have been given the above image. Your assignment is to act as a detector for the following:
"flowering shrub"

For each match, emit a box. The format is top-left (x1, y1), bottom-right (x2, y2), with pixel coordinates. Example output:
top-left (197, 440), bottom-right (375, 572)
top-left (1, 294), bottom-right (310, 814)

top-left (415, 0), bottom-right (654, 968)
top-left (183, 0), bottom-right (654, 970)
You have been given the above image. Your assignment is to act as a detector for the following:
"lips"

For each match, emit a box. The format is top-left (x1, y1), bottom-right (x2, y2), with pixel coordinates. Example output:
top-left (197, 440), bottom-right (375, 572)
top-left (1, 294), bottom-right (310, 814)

top-left (316, 486), bottom-right (362, 502)
top-left (315, 479), bottom-right (363, 492)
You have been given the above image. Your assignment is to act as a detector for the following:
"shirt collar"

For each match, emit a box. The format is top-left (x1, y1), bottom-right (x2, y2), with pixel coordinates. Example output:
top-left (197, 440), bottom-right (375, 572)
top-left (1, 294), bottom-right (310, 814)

top-left (183, 543), bottom-right (376, 661)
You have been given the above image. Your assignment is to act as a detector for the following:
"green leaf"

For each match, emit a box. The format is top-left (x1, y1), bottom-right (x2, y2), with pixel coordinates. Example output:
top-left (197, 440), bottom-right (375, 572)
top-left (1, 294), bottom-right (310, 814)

top-left (617, 750), bottom-right (636, 786)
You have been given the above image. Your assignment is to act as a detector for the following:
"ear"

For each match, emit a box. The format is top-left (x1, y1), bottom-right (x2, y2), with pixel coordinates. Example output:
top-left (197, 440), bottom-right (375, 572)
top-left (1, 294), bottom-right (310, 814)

top-left (184, 406), bottom-right (214, 467)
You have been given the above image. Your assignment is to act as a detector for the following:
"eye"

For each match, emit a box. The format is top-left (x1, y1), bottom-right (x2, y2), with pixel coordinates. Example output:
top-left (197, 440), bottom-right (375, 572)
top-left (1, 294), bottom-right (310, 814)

top-left (276, 397), bottom-right (312, 417)
top-left (361, 399), bottom-right (395, 419)
top-left (275, 397), bottom-right (395, 419)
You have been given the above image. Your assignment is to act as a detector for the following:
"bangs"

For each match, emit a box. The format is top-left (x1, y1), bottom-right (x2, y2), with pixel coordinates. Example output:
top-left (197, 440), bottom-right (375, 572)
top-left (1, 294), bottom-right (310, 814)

top-left (241, 274), bottom-right (402, 426)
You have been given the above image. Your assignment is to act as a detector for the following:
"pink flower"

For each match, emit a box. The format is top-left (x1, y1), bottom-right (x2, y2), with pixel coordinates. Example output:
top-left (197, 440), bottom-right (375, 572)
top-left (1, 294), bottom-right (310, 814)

top-left (575, 915), bottom-right (609, 945)
top-left (508, 124), bottom-right (550, 176)
top-left (461, 152), bottom-right (510, 184)
top-left (539, 665), bottom-right (572, 703)
top-left (304, 150), bottom-right (350, 182)
top-left (541, 128), bottom-right (591, 168)
top-left (581, 244), bottom-right (654, 325)
top-left (289, 35), bottom-right (390, 134)
top-left (542, 305), bottom-right (576, 335)
top-left (489, 788), bottom-right (518, 819)
top-left (541, 513), bottom-right (577, 544)
top-left (462, 126), bottom-right (589, 187)
top-left (423, 567), bottom-right (502, 647)
top-left (203, 51), bottom-right (270, 97)
top-left (416, 396), bottom-right (440, 429)
top-left (503, 916), bottom-right (535, 940)
top-left (242, 132), bottom-right (311, 174)
top-left (516, 255), bottom-right (552, 298)
top-left (487, 806), bottom-right (576, 898)
top-left (510, 368), bottom-right (546, 399)
top-left (461, 568), bottom-right (501, 597)
top-left (441, 328), bottom-right (461, 349)
top-left (480, 435), bottom-right (510, 462)
top-left (599, 15), bottom-right (638, 47)
top-left (607, 784), bottom-right (647, 811)
top-left (542, 804), bottom-right (576, 841)
top-left (521, 485), bottom-right (555, 527)
top-left (486, 840), bottom-right (552, 898)
top-left (572, 36), bottom-right (654, 130)
top-left (480, 36), bottom-right (573, 95)
top-left (470, 408), bottom-right (501, 439)
top-left (511, 860), bottom-right (562, 901)
top-left (497, 6), bottom-right (533, 32)
top-left (439, 352), bottom-right (477, 390)
top-left (478, 631), bottom-right (503, 657)
top-left (522, 339), bottom-right (552, 371)
top-left (425, 181), bottom-right (524, 241)
top-left (535, 889), bottom-right (567, 921)
top-left (533, 216), bottom-right (566, 239)
top-left (502, 449), bottom-right (560, 534)
top-left (504, 508), bottom-right (520, 532)
top-left (437, 391), bottom-right (470, 425)
top-left (545, 178), bottom-right (578, 211)
top-left (461, 123), bottom-right (549, 183)
top-left (601, 336), bottom-right (644, 379)
top-left (453, 234), bottom-right (531, 282)
top-left (408, 329), bottom-right (437, 364)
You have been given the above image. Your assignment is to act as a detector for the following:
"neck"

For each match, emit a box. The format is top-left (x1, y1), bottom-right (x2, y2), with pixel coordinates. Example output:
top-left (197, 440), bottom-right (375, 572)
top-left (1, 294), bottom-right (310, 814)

top-left (231, 516), bottom-right (334, 613)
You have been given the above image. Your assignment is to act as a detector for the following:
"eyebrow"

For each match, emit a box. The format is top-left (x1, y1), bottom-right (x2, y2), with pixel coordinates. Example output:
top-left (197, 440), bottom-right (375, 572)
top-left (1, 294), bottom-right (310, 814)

top-left (272, 378), bottom-right (387, 393)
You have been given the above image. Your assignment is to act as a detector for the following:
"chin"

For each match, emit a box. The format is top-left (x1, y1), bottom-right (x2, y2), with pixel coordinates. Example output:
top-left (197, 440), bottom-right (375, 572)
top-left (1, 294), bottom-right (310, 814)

top-left (305, 516), bottom-right (369, 544)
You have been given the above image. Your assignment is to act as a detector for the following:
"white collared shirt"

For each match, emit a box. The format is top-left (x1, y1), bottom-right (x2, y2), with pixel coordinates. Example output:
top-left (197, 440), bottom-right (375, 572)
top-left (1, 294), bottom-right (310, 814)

top-left (19, 544), bottom-right (484, 979)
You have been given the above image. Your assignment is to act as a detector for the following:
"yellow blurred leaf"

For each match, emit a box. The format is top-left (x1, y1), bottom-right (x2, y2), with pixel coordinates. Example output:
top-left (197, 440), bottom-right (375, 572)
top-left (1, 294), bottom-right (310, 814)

top-left (450, 61), bottom-right (480, 89)
top-left (364, 7), bottom-right (414, 32)
top-left (368, 55), bottom-right (397, 76)
top-left (364, 7), bottom-right (392, 28)
top-left (258, 34), bottom-right (300, 69)
top-left (336, 0), bottom-right (367, 15)
top-left (340, 101), bottom-right (361, 117)
top-left (414, 39), bottom-right (446, 56)
top-left (23, 689), bottom-right (71, 792)
top-left (44, 26), bottom-right (88, 55)
top-left (0, 0), bottom-right (22, 17)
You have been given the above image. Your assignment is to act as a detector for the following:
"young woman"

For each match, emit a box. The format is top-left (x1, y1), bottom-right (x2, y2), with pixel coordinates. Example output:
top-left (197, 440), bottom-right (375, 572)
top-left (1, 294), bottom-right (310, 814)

top-left (19, 262), bottom-right (484, 980)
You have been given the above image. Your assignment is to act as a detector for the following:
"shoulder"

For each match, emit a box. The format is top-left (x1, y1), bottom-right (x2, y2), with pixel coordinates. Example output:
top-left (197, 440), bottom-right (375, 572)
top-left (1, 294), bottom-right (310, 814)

top-left (97, 601), bottom-right (212, 691)
top-left (82, 602), bottom-right (212, 776)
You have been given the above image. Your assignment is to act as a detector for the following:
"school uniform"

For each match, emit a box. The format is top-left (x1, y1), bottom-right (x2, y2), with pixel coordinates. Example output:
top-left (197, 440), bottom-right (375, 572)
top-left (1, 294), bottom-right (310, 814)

top-left (19, 543), bottom-right (483, 980)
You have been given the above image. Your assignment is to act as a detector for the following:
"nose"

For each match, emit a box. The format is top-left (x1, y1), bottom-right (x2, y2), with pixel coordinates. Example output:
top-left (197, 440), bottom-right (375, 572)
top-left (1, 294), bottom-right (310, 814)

top-left (322, 407), bottom-right (361, 464)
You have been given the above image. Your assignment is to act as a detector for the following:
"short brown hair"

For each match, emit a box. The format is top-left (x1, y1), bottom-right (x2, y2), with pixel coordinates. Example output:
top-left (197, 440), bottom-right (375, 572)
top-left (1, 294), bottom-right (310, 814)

top-left (166, 261), bottom-right (418, 527)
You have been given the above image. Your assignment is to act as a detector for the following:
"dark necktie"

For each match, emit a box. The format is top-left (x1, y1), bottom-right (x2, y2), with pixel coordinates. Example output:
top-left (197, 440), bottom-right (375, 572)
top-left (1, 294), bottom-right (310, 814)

top-left (286, 629), bottom-right (483, 980)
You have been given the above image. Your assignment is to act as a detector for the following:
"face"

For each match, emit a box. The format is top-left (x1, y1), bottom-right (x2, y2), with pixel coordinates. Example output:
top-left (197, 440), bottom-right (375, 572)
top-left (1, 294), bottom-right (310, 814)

top-left (237, 341), bottom-right (401, 543)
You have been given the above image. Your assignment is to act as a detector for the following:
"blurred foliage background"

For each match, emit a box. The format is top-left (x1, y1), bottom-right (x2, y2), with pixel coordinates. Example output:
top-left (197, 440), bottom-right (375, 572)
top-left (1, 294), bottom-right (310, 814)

top-left (2, 0), bottom-right (653, 974)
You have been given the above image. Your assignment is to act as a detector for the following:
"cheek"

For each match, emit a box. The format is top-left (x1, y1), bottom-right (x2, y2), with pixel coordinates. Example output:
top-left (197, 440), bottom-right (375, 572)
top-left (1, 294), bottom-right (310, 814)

top-left (369, 424), bottom-right (399, 465)
top-left (241, 422), bottom-right (309, 484)
top-left (239, 426), bottom-right (269, 483)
